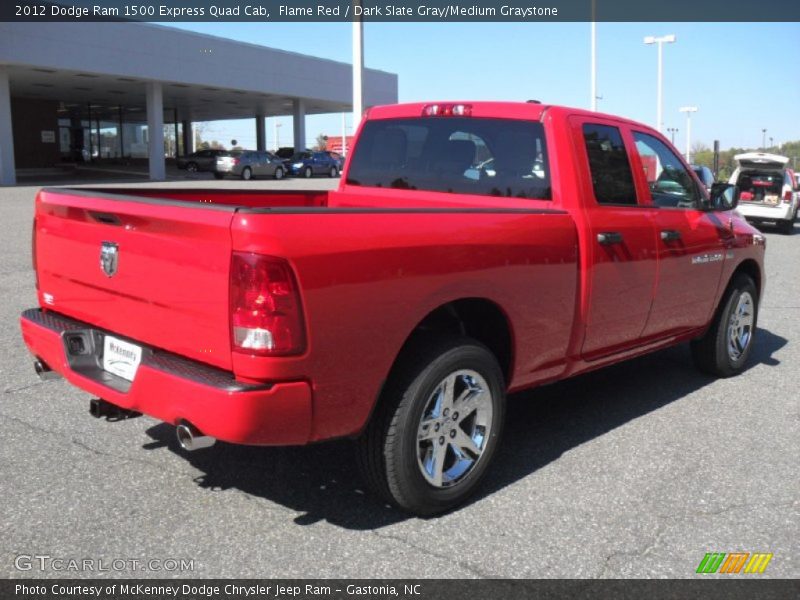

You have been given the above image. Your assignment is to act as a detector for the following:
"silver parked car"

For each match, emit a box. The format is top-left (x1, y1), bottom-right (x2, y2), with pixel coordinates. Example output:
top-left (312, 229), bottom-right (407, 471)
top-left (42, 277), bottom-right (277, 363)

top-left (214, 150), bottom-right (287, 180)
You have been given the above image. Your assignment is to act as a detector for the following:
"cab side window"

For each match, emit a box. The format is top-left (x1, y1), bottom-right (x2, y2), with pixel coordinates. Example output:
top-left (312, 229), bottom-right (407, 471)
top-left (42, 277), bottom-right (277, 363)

top-left (632, 132), bottom-right (701, 209)
top-left (582, 124), bottom-right (638, 205)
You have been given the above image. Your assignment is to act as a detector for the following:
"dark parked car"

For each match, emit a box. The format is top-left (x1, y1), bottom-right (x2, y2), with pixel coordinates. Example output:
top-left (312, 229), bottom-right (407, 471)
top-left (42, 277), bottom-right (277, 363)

top-left (287, 151), bottom-right (341, 178)
top-left (176, 149), bottom-right (228, 173)
top-left (325, 151), bottom-right (345, 171)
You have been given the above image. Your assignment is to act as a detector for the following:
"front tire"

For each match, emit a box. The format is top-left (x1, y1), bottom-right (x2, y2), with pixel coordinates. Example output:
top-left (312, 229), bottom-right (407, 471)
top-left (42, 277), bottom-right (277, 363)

top-left (186, 162), bottom-right (198, 173)
top-left (691, 274), bottom-right (758, 377)
top-left (357, 336), bottom-right (505, 516)
top-left (274, 167), bottom-right (284, 180)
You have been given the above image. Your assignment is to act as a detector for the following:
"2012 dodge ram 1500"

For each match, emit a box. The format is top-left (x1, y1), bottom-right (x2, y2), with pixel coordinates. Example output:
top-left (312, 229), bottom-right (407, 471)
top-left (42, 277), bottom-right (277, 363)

top-left (21, 102), bottom-right (766, 515)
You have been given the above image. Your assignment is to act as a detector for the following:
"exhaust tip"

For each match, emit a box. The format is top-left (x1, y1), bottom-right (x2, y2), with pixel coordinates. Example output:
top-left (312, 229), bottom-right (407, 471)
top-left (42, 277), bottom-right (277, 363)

top-left (34, 360), bottom-right (60, 381)
top-left (176, 422), bottom-right (215, 451)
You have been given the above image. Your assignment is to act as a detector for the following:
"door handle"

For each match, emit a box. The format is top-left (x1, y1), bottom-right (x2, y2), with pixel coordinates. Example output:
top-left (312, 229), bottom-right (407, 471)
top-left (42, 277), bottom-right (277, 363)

top-left (597, 232), bottom-right (624, 245)
top-left (660, 229), bottom-right (682, 242)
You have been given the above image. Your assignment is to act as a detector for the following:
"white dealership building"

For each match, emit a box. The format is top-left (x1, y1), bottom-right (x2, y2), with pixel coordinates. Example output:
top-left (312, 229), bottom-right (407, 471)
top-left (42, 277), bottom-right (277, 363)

top-left (0, 21), bottom-right (398, 184)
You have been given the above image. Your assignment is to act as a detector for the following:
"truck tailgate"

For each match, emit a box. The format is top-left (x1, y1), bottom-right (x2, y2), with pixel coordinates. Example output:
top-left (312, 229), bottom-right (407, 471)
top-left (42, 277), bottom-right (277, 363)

top-left (34, 189), bottom-right (235, 370)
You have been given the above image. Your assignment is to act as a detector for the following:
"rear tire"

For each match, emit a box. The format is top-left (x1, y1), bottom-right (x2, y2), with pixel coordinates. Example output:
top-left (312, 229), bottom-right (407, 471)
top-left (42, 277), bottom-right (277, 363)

top-left (691, 274), bottom-right (758, 377)
top-left (304, 166), bottom-right (313, 179)
top-left (186, 162), bottom-right (198, 173)
top-left (329, 166), bottom-right (338, 178)
top-left (357, 336), bottom-right (505, 516)
top-left (213, 173), bottom-right (224, 180)
top-left (241, 167), bottom-right (253, 181)
top-left (777, 219), bottom-right (793, 234)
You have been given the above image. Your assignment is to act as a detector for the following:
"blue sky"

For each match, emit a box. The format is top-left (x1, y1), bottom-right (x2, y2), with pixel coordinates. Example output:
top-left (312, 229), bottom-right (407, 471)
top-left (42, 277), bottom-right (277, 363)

top-left (171, 21), bottom-right (800, 153)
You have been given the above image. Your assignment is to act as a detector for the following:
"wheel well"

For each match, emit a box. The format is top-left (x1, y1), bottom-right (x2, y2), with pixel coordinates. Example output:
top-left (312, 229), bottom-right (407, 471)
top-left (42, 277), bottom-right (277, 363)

top-left (399, 299), bottom-right (513, 384)
top-left (732, 259), bottom-right (762, 298)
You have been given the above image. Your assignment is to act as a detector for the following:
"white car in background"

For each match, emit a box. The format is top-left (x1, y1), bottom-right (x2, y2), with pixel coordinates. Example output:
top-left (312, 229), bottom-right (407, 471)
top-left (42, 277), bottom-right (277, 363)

top-left (729, 152), bottom-right (798, 234)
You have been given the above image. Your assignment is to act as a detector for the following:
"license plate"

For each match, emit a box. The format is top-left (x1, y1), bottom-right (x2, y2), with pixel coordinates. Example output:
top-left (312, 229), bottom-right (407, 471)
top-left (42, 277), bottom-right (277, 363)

top-left (764, 195), bottom-right (779, 205)
top-left (103, 336), bottom-right (143, 382)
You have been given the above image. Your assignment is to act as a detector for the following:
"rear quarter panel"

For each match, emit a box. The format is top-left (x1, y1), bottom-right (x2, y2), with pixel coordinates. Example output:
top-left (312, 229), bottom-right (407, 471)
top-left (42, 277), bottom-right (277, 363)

top-left (231, 208), bottom-right (578, 441)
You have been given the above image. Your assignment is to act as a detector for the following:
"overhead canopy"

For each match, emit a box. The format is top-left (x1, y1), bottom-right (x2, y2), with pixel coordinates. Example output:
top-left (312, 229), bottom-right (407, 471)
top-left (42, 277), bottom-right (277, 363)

top-left (0, 21), bottom-right (398, 121)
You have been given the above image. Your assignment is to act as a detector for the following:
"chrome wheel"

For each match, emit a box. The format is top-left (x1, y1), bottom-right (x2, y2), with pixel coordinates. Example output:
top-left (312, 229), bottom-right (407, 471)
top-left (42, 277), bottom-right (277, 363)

top-left (416, 370), bottom-right (493, 488)
top-left (727, 291), bottom-right (754, 361)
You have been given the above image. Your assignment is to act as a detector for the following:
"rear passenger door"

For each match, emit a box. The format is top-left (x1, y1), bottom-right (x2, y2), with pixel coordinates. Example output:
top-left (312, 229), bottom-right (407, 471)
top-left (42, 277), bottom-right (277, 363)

top-left (628, 130), bottom-right (731, 336)
top-left (572, 119), bottom-right (659, 359)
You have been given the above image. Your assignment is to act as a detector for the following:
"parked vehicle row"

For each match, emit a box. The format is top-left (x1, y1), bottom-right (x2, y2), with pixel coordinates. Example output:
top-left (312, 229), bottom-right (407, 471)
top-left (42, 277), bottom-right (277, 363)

top-left (177, 148), bottom-right (344, 180)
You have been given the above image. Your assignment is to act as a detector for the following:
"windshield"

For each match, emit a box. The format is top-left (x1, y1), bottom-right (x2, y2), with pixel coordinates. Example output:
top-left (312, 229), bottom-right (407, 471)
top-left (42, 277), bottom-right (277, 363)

top-left (346, 117), bottom-right (551, 199)
top-left (291, 152), bottom-right (312, 161)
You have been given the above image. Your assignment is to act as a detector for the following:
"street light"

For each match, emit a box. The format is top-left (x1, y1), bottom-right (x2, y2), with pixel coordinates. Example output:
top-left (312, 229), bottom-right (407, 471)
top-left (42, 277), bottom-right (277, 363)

top-left (644, 34), bottom-right (676, 133)
top-left (679, 106), bottom-right (698, 163)
top-left (762, 128), bottom-right (767, 150)
top-left (769, 136), bottom-right (774, 149)
top-left (667, 127), bottom-right (679, 145)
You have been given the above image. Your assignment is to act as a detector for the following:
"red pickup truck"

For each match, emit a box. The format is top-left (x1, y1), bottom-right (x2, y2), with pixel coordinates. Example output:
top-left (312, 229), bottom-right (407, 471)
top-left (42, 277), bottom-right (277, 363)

top-left (21, 102), bottom-right (765, 515)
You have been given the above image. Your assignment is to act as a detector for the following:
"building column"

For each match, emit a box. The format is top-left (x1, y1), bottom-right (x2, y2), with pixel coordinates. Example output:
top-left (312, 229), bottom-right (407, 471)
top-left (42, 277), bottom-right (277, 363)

top-left (255, 115), bottom-right (266, 152)
top-left (292, 99), bottom-right (306, 152)
top-left (146, 82), bottom-right (165, 181)
top-left (0, 68), bottom-right (16, 186)
top-left (181, 120), bottom-right (193, 155)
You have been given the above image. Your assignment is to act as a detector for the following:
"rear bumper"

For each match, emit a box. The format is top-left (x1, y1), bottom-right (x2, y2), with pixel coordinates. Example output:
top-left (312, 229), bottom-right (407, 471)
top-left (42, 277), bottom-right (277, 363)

top-left (738, 201), bottom-right (796, 222)
top-left (20, 308), bottom-right (312, 446)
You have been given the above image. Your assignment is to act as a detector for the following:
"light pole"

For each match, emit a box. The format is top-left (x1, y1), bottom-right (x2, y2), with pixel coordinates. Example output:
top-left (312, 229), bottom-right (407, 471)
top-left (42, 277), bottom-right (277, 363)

top-left (769, 136), bottom-right (774, 150)
top-left (762, 129), bottom-right (766, 151)
top-left (274, 121), bottom-right (281, 151)
top-left (352, 1), bottom-right (364, 126)
top-left (679, 106), bottom-right (697, 163)
top-left (644, 34), bottom-right (676, 132)
top-left (667, 127), bottom-right (678, 145)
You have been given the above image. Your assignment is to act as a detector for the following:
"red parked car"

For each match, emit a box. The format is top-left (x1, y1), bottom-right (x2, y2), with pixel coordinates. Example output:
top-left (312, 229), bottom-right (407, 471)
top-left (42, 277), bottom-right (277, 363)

top-left (21, 102), bottom-right (765, 515)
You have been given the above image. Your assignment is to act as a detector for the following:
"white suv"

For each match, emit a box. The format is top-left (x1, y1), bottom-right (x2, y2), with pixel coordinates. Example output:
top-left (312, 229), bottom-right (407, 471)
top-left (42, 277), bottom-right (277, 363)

top-left (729, 153), bottom-right (798, 234)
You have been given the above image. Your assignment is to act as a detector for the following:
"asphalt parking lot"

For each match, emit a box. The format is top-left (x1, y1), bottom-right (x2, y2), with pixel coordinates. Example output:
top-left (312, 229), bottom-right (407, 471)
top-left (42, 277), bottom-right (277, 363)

top-left (1, 178), bottom-right (797, 579)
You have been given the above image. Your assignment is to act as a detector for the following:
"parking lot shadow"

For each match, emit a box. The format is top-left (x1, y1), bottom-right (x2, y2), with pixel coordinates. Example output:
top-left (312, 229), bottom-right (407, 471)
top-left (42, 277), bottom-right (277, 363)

top-left (143, 327), bottom-right (786, 529)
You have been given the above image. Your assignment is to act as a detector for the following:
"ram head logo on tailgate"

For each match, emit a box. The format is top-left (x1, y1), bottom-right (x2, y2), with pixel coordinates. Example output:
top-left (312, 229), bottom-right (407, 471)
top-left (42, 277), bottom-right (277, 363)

top-left (100, 242), bottom-right (119, 277)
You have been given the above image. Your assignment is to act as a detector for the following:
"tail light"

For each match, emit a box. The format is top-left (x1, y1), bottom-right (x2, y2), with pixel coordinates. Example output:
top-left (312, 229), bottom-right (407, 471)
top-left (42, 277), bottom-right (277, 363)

top-left (229, 252), bottom-right (306, 356)
top-left (422, 104), bottom-right (472, 117)
top-left (232, 157), bottom-right (240, 165)
top-left (783, 190), bottom-right (793, 203)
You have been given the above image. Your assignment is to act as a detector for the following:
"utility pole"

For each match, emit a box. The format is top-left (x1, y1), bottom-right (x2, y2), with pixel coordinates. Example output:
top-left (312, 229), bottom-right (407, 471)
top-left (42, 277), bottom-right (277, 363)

top-left (352, 1), bottom-right (364, 126)
top-left (644, 34), bottom-right (676, 132)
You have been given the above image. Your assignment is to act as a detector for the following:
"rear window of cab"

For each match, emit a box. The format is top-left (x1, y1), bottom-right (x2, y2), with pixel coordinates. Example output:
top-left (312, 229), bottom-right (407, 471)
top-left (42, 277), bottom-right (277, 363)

top-left (346, 117), bottom-right (551, 200)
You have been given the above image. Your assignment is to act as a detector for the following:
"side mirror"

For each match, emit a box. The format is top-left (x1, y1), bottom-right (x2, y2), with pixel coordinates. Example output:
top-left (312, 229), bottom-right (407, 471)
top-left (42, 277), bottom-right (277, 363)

top-left (708, 183), bottom-right (739, 211)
